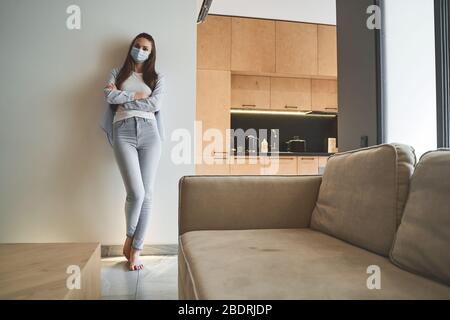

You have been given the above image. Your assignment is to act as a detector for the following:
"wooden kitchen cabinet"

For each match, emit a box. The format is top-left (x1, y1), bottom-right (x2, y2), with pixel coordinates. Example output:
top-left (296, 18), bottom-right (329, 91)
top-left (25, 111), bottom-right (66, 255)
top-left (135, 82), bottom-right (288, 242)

top-left (318, 25), bottom-right (337, 77)
top-left (197, 152), bottom-right (231, 175)
top-left (318, 156), bottom-right (329, 175)
top-left (227, 155), bottom-right (327, 176)
top-left (276, 21), bottom-right (318, 76)
top-left (297, 157), bottom-right (319, 175)
top-left (231, 75), bottom-right (271, 109)
top-left (196, 69), bottom-right (231, 175)
top-left (196, 15), bottom-right (338, 175)
top-left (195, 148), bottom-right (231, 175)
top-left (231, 17), bottom-right (276, 73)
top-left (263, 156), bottom-right (298, 175)
top-left (197, 15), bottom-right (231, 70)
top-left (229, 157), bottom-right (265, 175)
top-left (270, 77), bottom-right (312, 112)
top-left (311, 79), bottom-right (338, 112)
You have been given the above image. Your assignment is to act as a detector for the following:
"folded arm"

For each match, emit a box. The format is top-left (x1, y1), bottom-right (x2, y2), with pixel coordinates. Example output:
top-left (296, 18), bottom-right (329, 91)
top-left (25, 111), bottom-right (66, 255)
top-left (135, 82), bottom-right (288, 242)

top-left (103, 68), bottom-right (138, 105)
top-left (120, 73), bottom-right (165, 112)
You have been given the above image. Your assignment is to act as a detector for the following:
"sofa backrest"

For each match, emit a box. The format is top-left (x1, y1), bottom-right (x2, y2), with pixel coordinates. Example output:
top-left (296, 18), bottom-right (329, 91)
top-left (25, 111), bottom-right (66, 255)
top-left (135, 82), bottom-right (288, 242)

top-left (390, 149), bottom-right (450, 286)
top-left (310, 143), bottom-right (416, 256)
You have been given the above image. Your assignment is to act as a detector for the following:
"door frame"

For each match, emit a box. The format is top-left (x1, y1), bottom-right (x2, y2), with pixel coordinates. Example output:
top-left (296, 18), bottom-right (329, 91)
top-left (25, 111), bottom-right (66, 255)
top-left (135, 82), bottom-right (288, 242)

top-left (435, 0), bottom-right (450, 148)
top-left (375, 0), bottom-right (385, 144)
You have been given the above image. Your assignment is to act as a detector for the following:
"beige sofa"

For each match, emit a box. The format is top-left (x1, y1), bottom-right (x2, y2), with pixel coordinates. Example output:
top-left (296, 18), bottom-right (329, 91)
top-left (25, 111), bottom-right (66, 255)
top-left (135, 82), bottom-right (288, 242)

top-left (178, 144), bottom-right (450, 299)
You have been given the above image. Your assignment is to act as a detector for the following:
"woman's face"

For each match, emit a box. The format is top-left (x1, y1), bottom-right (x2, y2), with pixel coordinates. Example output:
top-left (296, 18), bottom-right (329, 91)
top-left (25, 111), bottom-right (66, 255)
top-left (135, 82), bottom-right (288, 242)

top-left (133, 38), bottom-right (152, 55)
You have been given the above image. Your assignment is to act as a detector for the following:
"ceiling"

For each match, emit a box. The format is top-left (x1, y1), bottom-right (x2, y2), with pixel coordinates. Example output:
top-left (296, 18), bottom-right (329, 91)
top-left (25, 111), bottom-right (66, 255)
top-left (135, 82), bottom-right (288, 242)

top-left (208, 0), bottom-right (336, 25)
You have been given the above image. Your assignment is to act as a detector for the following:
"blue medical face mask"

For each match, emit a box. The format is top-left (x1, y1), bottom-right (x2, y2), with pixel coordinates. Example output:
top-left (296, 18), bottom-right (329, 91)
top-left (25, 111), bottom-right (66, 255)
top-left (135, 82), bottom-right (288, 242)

top-left (130, 47), bottom-right (150, 63)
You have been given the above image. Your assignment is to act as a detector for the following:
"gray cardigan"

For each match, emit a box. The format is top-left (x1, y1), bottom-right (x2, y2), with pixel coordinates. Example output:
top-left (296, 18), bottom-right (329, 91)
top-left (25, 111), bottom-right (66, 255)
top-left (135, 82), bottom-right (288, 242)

top-left (99, 67), bottom-right (166, 147)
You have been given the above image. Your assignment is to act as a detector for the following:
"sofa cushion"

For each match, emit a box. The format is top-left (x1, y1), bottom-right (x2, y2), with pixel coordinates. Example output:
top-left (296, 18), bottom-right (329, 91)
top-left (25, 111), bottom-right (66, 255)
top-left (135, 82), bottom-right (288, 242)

top-left (178, 228), bottom-right (450, 299)
top-left (390, 149), bottom-right (450, 286)
top-left (310, 144), bottom-right (416, 256)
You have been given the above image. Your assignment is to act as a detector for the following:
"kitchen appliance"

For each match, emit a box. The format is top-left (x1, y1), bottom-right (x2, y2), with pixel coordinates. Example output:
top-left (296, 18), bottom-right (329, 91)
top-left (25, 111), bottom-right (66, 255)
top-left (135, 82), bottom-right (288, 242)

top-left (285, 136), bottom-right (306, 152)
top-left (327, 138), bottom-right (337, 153)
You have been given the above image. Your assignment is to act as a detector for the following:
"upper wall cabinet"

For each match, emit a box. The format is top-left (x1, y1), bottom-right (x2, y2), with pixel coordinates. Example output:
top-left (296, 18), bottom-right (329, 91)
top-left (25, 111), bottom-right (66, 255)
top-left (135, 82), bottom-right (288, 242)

top-left (311, 79), bottom-right (338, 112)
top-left (231, 17), bottom-right (276, 73)
top-left (276, 21), bottom-right (318, 76)
top-left (270, 77), bottom-right (312, 112)
top-left (231, 75), bottom-right (271, 109)
top-left (318, 25), bottom-right (337, 77)
top-left (197, 16), bottom-right (231, 70)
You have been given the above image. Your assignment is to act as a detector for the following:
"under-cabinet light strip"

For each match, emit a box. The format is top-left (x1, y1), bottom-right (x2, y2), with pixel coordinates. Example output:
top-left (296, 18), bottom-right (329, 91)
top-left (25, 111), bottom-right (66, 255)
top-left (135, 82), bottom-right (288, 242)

top-left (230, 108), bottom-right (337, 118)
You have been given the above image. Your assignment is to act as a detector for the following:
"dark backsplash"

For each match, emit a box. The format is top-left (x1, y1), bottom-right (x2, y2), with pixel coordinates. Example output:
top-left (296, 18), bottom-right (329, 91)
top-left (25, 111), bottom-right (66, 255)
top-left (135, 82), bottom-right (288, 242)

top-left (230, 112), bottom-right (338, 153)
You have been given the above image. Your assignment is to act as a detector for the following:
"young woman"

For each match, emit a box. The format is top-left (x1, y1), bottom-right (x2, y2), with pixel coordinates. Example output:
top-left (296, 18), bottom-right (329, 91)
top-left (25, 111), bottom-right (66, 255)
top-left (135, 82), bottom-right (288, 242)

top-left (103, 33), bottom-right (165, 271)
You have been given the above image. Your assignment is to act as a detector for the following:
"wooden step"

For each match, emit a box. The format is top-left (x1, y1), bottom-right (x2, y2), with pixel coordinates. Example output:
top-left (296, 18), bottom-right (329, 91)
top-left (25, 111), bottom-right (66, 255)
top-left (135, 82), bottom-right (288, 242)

top-left (0, 243), bottom-right (101, 299)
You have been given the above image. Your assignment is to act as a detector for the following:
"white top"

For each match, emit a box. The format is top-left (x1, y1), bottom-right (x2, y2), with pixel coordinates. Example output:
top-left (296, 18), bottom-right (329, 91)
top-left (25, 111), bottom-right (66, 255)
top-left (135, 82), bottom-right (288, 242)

top-left (113, 72), bottom-right (156, 123)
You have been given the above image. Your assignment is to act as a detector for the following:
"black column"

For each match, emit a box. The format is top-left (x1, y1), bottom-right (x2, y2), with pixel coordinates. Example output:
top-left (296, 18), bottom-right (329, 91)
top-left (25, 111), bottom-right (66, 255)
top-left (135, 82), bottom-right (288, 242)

top-left (435, 0), bottom-right (450, 148)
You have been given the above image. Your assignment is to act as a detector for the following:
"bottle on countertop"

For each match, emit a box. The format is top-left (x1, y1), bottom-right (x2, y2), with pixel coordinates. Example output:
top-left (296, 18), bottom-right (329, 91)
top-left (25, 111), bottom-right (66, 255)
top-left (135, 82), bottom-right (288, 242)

top-left (260, 138), bottom-right (268, 153)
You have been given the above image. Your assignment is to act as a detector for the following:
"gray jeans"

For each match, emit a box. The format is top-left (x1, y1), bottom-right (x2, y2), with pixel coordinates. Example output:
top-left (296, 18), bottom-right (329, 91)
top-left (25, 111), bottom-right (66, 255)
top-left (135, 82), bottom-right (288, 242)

top-left (112, 116), bottom-right (162, 250)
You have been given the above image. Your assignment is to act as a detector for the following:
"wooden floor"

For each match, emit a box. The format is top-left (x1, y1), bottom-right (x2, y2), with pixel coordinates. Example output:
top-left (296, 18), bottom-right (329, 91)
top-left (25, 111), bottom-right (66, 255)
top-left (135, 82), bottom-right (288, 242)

top-left (0, 243), bottom-right (101, 299)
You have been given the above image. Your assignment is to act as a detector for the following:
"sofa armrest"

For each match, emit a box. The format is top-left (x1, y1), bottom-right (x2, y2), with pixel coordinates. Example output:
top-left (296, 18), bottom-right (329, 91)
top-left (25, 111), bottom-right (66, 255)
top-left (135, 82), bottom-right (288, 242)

top-left (178, 175), bottom-right (322, 235)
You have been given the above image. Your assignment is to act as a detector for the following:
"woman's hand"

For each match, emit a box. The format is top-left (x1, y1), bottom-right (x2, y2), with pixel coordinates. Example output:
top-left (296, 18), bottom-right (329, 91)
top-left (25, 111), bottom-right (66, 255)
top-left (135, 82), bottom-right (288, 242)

top-left (134, 91), bottom-right (150, 100)
top-left (105, 82), bottom-right (148, 100)
top-left (105, 83), bottom-right (117, 90)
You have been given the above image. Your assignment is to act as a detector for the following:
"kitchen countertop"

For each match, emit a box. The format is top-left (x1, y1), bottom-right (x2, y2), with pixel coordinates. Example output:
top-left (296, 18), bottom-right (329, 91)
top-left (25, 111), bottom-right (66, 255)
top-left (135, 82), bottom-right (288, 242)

top-left (231, 151), bottom-right (335, 157)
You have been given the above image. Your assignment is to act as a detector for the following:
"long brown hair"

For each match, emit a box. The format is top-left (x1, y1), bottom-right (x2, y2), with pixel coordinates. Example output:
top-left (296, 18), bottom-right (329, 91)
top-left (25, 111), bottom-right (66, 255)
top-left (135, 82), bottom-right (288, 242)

top-left (115, 33), bottom-right (158, 91)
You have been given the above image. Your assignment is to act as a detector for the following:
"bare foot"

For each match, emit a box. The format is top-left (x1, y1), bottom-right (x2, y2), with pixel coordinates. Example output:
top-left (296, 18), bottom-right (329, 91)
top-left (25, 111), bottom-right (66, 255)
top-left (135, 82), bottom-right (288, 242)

top-left (123, 236), bottom-right (133, 261)
top-left (128, 247), bottom-right (144, 271)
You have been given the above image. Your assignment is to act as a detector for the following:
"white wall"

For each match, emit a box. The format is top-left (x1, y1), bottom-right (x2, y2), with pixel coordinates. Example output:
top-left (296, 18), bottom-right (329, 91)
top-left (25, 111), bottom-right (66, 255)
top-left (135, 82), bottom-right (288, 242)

top-left (0, 0), bottom-right (197, 245)
top-left (383, 0), bottom-right (437, 158)
top-left (210, 0), bottom-right (336, 25)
